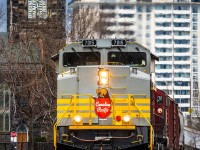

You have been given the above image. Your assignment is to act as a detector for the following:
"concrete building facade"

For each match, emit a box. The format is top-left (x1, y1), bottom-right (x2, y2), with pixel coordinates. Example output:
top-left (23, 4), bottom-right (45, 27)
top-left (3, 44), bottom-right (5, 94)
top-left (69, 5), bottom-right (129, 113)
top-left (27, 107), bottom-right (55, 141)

top-left (69, 0), bottom-right (200, 117)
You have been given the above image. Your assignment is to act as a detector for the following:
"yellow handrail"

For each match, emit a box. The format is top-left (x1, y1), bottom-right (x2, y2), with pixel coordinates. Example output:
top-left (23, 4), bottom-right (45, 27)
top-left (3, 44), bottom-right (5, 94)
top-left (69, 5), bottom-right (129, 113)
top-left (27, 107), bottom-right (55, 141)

top-left (54, 94), bottom-right (93, 150)
top-left (111, 94), bottom-right (152, 150)
top-left (54, 96), bottom-right (74, 150)
top-left (132, 96), bottom-right (153, 150)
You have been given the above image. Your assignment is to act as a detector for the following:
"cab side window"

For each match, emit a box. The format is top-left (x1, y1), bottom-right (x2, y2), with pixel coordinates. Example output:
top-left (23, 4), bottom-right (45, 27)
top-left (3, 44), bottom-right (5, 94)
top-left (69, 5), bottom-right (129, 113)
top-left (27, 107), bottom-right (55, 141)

top-left (157, 96), bottom-right (163, 104)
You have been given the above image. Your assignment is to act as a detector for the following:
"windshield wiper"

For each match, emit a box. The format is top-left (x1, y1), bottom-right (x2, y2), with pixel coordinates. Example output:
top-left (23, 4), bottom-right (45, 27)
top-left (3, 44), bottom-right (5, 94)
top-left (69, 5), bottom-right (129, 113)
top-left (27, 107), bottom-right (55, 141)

top-left (71, 47), bottom-right (81, 58)
top-left (90, 47), bottom-right (100, 59)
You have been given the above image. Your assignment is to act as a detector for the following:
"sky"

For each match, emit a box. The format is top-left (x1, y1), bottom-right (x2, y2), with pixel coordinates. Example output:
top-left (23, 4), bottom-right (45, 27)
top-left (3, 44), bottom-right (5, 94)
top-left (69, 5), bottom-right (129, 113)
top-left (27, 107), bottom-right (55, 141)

top-left (0, 0), bottom-right (7, 32)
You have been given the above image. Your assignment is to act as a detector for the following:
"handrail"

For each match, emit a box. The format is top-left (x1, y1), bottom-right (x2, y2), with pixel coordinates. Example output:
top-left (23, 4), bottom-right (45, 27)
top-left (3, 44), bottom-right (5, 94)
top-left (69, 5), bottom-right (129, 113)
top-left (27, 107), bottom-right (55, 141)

top-left (132, 96), bottom-right (153, 150)
top-left (111, 94), bottom-right (152, 150)
top-left (54, 94), bottom-right (93, 149)
top-left (54, 96), bottom-right (74, 150)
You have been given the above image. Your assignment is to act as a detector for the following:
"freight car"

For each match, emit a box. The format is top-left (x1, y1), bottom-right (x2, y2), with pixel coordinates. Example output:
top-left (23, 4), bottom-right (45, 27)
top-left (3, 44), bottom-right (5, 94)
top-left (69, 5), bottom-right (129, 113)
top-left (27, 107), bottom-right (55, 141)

top-left (151, 87), bottom-right (184, 150)
top-left (52, 39), bottom-right (183, 150)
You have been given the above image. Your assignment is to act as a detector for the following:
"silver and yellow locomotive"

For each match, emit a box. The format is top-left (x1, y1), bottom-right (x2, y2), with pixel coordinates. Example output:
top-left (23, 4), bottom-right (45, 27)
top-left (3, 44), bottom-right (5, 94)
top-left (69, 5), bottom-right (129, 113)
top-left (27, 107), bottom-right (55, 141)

top-left (53, 39), bottom-right (158, 150)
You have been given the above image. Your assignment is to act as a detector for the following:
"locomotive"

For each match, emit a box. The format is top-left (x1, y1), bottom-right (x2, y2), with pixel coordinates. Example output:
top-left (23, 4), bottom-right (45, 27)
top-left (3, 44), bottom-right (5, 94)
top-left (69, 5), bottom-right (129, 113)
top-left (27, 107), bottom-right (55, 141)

top-left (52, 39), bottom-right (183, 150)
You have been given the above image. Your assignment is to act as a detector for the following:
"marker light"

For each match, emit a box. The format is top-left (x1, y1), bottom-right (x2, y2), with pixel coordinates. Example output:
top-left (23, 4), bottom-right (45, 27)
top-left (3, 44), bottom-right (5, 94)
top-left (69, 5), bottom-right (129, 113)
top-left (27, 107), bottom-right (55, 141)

top-left (74, 115), bottom-right (82, 123)
top-left (157, 108), bottom-right (163, 113)
top-left (98, 68), bottom-right (109, 86)
top-left (123, 115), bottom-right (131, 123)
top-left (116, 116), bottom-right (122, 122)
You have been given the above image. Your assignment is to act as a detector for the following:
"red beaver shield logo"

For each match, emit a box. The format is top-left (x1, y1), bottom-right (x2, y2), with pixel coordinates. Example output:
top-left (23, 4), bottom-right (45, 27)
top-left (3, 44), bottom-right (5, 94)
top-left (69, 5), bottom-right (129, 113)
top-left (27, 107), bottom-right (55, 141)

top-left (95, 98), bottom-right (111, 118)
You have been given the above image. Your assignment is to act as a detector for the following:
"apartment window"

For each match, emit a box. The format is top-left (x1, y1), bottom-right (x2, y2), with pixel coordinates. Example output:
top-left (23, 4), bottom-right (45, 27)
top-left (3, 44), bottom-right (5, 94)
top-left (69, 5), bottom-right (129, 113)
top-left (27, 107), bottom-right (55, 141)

top-left (193, 42), bottom-right (197, 47)
top-left (155, 31), bottom-right (171, 35)
top-left (174, 48), bottom-right (189, 53)
top-left (119, 22), bottom-right (134, 26)
top-left (159, 56), bottom-right (172, 61)
top-left (146, 5), bottom-right (151, 12)
top-left (119, 5), bottom-right (134, 9)
top-left (181, 99), bottom-right (189, 103)
top-left (156, 64), bottom-right (172, 69)
top-left (155, 14), bottom-right (171, 18)
top-left (156, 73), bottom-right (172, 78)
top-left (192, 15), bottom-right (198, 22)
top-left (146, 14), bottom-right (151, 20)
top-left (174, 64), bottom-right (190, 69)
top-left (146, 25), bottom-right (150, 29)
top-left (174, 22), bottom-right (190, 27)
top-left (100, 4), bottom-right (115, 10)
top-left (193, 66), bottom-right (198, 72)
top-left (174, 31), bottom-right (190, 36)
top-left (119, 14), bottom-right (134, 18)
top-left (174, 73), bottom-right (190, 78)
top-left (156, 48), bottom-right (172, 53)
top-left (155, 39), bottom-right (172, 44)
top-left (175, 99), bottom-right (180, 103)
top-left (155, 5), bottom-right (171, 10)
top-left (174, 40), bottom-right (190, 44)
top-left (193, 33), bottom-right (197, 38)
top-left (193, 48), bottom-right (197, 55)
top-left (156, 22), bottom-right (171, 27)
top-left (174, 6), bottom-right (189, 10)
top-left (192, 6), bottom-right (198, 13)
top-left (174, 90), bottom-right (190, 95)
top-left (180, 107), bottom-right (188, 112)
top-left (193, 23), bottom-right (198, 30)
top-left (174, 14), bottom-right (190, 19)
top-left (174, 56), bottom-right (190, 61)
top-left (137, 5), bottom-right (142, 12)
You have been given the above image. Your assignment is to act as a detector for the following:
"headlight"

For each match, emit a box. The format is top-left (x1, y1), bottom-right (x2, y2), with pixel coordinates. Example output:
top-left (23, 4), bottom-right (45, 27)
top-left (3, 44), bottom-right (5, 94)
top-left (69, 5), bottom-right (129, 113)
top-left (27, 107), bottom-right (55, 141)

top-left (98, 68), bottom-right (109, 86)
top-left (74, 115), bottom-right (82, 123)
top-left (123, 115), bottom-right (131, 123)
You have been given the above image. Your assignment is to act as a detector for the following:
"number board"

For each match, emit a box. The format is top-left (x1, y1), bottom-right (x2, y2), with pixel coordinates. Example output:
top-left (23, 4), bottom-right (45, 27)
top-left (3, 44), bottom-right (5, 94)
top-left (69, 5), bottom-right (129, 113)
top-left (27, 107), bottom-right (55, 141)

top-left (111, 39), bottom-right (126, 47)
top-left (82, 40), bottom-right (97, 47)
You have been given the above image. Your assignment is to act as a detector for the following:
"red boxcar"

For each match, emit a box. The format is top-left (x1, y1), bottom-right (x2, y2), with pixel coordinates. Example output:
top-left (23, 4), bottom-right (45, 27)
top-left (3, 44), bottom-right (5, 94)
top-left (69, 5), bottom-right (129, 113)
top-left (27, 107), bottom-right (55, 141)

top-left (151, 88), bottom-right (181, 150)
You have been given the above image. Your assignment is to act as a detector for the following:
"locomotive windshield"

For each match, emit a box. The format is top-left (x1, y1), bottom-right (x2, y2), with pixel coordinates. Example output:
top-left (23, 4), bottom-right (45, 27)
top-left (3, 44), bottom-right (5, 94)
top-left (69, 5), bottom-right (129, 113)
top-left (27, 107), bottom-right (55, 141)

top-left (108, 52), bottom-right (146, 66)
top-left (63, 52), bottom-right (100, 67)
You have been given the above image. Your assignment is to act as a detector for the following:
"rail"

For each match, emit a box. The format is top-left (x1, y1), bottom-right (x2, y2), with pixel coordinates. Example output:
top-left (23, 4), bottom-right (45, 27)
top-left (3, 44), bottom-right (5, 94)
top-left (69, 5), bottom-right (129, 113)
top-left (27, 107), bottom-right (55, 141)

top-left (111, 94), bottom-right (153, 150)
top-left (54, 94), bottom-right (93, 150)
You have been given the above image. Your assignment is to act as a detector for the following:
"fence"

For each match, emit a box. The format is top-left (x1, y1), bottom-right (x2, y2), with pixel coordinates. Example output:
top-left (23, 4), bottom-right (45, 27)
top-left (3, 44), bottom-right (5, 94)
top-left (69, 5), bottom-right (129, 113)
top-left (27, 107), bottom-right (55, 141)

top-left (0, 142), bottom-right (54, 150)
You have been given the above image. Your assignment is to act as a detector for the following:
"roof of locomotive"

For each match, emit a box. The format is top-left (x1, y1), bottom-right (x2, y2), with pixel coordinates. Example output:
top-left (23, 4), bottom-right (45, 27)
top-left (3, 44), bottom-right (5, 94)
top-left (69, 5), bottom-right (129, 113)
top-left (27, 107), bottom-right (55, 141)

top-left (51, 39), bottom-right (159, 61)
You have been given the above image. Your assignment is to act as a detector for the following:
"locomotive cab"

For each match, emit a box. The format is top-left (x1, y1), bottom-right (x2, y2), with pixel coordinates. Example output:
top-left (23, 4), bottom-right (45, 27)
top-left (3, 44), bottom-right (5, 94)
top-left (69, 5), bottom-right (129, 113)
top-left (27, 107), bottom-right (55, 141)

top-left (53, 39), bottom-right (158, 150)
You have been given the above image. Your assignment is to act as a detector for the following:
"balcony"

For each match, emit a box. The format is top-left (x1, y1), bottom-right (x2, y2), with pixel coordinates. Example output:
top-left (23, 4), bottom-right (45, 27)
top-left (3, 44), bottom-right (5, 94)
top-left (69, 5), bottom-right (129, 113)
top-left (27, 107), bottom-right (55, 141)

top-left (155, 69), bottom-right (172, 73)
top-left (155, 18), bottom-right (172, 22)
top-left (155, 27), bottom-right (172, 31)
top-left (155, 44), bottom-right (172, 48)
top-left (174, 52), bottom-right (191, 56)
top-left (173, 10), bottom-right (190, 14)
top-left (173, 18), bottom-right (190, 23)
top-left (155, 10), bottom-right (172, 14)
top-left (174, 35), bottom-right (190, 40)
top-left (174, 60), bottom-right (191, 65)
top-left (174, 44), bottom-right (190, 48)
top-left (173, 27), bottom-right (190, 31)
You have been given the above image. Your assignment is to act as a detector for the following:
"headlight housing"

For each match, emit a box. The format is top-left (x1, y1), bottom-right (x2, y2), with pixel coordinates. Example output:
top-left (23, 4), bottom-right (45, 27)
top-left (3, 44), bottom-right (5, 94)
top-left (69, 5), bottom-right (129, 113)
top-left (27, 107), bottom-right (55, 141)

top-left (123, 115), bottom-right (131, 123)
top-left (98, 68), bottom-right (109, 87)
top-left (74, 115), bottom-right (82, 123)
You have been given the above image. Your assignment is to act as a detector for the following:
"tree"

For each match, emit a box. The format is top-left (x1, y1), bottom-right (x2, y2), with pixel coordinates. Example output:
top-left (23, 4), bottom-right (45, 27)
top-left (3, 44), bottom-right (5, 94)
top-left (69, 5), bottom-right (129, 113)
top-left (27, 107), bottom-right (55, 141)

top-left (0, 20), bottom-right (65, 150)
top-left (70, 5), bottom-right (113, 41)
